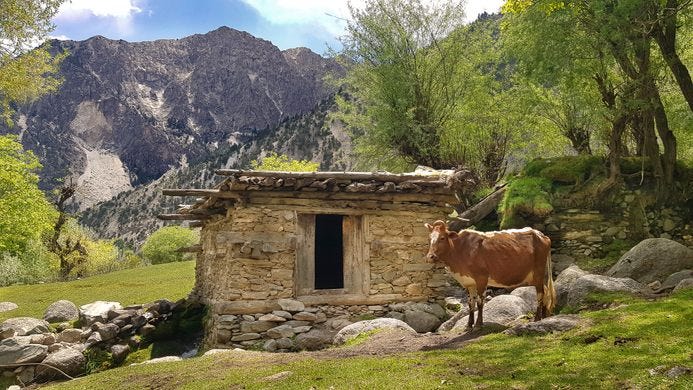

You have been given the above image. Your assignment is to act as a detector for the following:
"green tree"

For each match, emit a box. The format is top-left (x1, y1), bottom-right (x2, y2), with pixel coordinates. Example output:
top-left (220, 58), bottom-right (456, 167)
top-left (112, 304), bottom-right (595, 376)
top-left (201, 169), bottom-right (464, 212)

top-left (0, 135), bottom-right (57, 253)
top-left (0, 0), bottom-right (66, 124)
top-left (336, 0), bottom-right (468, 169)
top-left (251, 152), bottom-right (319, 172)
top-left (141, 226), bottom-right (199, 265)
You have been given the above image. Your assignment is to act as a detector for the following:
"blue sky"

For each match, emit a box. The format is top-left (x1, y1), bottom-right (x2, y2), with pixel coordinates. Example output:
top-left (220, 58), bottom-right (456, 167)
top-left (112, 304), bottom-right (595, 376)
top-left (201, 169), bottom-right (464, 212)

top-left (52, 0), bottom-right (505, 55)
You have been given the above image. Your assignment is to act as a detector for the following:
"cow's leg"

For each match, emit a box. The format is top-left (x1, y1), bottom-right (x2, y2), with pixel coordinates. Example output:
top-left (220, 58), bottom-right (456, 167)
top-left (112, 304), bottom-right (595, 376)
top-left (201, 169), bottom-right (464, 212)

top-left (466, 288), bottom-right (477, 329)
top-left (473, 280), bottom-right (488, 329)
top-left (535, 286), bottom-right (544, 321)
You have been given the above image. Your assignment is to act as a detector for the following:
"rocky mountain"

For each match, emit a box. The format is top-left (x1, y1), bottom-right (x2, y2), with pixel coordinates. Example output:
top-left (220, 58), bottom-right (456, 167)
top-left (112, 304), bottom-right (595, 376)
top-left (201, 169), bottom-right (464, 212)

top-left (80, 96), bottom-right (355, 247)
top-left (1, 27), bottom-right (340, 209)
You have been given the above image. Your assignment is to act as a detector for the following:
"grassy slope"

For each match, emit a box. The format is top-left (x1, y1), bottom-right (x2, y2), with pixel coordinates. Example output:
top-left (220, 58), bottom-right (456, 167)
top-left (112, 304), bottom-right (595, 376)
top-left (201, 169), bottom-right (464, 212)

top-left (0, 261), bottom-right (195, 322)
top-left (47, 289), bottom-right (693, 390)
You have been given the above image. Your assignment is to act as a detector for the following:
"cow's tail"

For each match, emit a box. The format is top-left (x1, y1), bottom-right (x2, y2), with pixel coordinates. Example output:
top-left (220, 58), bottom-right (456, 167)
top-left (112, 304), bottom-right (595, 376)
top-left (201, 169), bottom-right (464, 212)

top-left (544, 251), bottom-right (556, 315)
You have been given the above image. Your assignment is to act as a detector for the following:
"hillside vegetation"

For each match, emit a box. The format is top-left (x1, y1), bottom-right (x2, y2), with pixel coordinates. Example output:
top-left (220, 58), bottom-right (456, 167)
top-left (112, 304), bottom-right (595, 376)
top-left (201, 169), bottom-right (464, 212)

top-left (46, 289), bottom-right (693, 390)
top-left (0, 261), bottom-right (195, 322)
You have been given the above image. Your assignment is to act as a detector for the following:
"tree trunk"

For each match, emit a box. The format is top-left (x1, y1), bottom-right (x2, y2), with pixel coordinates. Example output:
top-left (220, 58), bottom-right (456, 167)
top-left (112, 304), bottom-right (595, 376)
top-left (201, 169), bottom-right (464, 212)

top-left (652, 0), bottom-right (693, 112)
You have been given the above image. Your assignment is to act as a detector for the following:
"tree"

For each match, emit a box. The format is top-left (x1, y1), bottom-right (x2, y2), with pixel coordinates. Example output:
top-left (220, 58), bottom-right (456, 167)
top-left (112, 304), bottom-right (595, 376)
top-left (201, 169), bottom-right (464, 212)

top-left (0, 0), bottom-right (66, 124)
top-left (0, 135), bottom-right (57, 253)
top-left (337, 0), bottom-right (468, 169)
top-left (141, 226), bottom-right (199, 265)
top-left (251, 152), bottom-right (319, 172)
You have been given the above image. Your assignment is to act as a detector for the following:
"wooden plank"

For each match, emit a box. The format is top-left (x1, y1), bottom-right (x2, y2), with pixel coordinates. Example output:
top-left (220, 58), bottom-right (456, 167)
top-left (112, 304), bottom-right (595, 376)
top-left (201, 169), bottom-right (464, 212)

top-left (162, 189), bottom-right (242, 199)
top-left (244, 197), bottom-right (452, 215)
top-left (215, 169), bottom-right (450, 183)
top-left (157, 214), bottom-right (211, 220)
top-left (294, 214), bottom-right (316, 296)
top-left (343, 215), bottom-right (368, 295)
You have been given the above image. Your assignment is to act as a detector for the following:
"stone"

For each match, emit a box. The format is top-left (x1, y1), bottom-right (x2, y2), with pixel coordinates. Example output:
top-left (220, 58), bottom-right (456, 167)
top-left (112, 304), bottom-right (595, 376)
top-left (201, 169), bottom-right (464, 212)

top-left (555, 265), bottom-right (591, 309)
top-left (240, 321), bottom-right (276, 333)
top-left (293, 325), bottom-right (311, 333)
top-left (139, 324), bottom-right (156, 336)
top-left (403, 310), bottom-right (441, 333)
top-left (43, 300), bottom-right (79, 323)
top-left (606, 238), bottom-right (693, 284)
top-left (94, 323), bottom-right (119, 342)
top-left (266, 325), bottom-right (295, 339)
top-left (386, 311), bottom-right (405, 321)
top-left (504, 315), bottom-right (582, 335)
top-left (0, 317), bottom-right (50, 338)
top-left (666, 366), bottom-right (691, 378)
top-left (277, 299), bottom-right (304, 312)
top-left (333, 318), bottom-right (416, 345)
top-left (437, 306), bottom-right (471, 332)
top-left (272, 310), bottom-right (293, 319)
top-left (258, 313), bottom-right (286, 322)
top-left (407, 302), bottom-right (446, 319)
top-left (452, 295), bottom-right (531, 331)
top-left (0, 302), bottom-right (18, 313)
top-left (231, 333), bottom-right (261, 342)
top-left (0, 342), bottom-right (48, 365)
top-left (139, 356), bottom-right (182, 364)
top-left (216, 329), bottom-right (232, 344)
top-left (284, 320), bottom-right (311, 328)
top-left (647, 281), bottom-right (662, 290)
top-left (328, 318), bottom-right (353, 330)
top-left (660, 270), bottom-right (693, 290)
top-left (110, 344), bottom-right (130, 363)
top-left (392, 276), bottom-right (411, 286)
top-left (552, 254), bottom-right (575, 275)
top-left (85, 332), bottom-right (102, 347)
top-left (672, 278), bottom-right (693, 293)
top-left (35, 347), bottom-right (86, 381)
top-left (511, 286), bottom-right (538, 308)
top-left (80, 301), bottom-right (122, 325)
top-left (604, 227), bottom-right (621, 236)
top-left (218, 314), bottom-right (237, 324)
top-left (405, 283), bottom-right (424, 295)
top-left (30, 333), bottom-right (56, 345)
top-left (295, 329), bottom-right (334, 351)
top-left (566, 274), bottom-right (644, 308)
top-left (662, 219), bottom-right (676, 232)
top-left (292, 311), bottom-right (317, 321)
top-left (263, 370), bottom-right (293, 381)
top-left (16, 366), bottom-right (35, 384)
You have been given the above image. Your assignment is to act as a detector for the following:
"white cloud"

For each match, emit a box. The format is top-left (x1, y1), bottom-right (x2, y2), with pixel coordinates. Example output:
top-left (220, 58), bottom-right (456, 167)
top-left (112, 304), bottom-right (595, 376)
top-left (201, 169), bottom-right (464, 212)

top-left (55, 0), bottom-right (143, 20)
top-left (464, 0), bottom-right (505, 22)
top-left (49, 34), bottom-right (71, 41)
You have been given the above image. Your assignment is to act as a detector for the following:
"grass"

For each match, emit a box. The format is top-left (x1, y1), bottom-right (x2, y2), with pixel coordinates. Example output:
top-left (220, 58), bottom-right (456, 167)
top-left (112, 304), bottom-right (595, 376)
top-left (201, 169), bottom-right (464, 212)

top-left (498, 176), bottom-right (553, 229)
top-left (46, 289), bottom-right (693, 390)
top-left (0, 261), bottom-right (195, 322)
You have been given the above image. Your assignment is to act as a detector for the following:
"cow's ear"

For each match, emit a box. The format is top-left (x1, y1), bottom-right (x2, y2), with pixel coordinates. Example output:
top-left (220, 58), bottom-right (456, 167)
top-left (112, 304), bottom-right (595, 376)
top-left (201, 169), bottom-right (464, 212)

top-left (447, 231), bottom-right (458, 239)
top-left (425, 223), bottom-right (433, 231)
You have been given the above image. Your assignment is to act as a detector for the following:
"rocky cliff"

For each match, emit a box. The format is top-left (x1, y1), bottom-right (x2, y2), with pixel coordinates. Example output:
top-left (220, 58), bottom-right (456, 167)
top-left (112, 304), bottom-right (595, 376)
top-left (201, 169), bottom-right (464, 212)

top-left (1, 27), bottom-right (340, 209)
top-left (80, 96), bottom-right (354, 247)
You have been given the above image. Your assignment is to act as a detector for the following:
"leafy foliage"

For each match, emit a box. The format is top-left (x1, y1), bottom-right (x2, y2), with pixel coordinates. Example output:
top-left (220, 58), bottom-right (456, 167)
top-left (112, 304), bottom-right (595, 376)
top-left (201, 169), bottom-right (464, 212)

top-left (251, 152), bottom-right (319, 172)
top-left (141, 226), bottom-right (199, 265)
top-left (0, 0), bottom-right (66, 124)
top-left (0, 135), bottom-right (57, 253)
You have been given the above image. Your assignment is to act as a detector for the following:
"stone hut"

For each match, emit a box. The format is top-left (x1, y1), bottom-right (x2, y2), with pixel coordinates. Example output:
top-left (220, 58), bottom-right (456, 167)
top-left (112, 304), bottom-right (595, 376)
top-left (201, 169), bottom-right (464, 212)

top-left (161, 168), bottom-right (475, 348)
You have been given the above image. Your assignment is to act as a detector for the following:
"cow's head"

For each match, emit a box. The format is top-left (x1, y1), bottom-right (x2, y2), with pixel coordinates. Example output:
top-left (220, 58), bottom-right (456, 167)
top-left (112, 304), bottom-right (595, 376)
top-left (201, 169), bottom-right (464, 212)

top-left (425, 220), bottom-right (458, 263)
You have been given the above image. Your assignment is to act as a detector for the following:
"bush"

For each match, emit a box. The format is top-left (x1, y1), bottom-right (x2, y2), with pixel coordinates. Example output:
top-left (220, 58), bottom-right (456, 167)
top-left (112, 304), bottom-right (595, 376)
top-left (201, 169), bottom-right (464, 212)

top-left (498, 177), bottom-right (553, 229)
top-left (0, 240), bottom-right (58, 286)
top-left (251, 152), bottom-right (319, 172)
top-left (141, 226), bottom-right (199, 265)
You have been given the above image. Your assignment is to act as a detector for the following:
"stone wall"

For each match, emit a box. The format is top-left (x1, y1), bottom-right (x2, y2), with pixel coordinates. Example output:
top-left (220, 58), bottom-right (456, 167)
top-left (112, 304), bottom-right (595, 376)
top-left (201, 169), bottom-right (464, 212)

top-left (540, 189), bottom-right (692, 260)
top-left (192, 202), bottom-right (463, 348)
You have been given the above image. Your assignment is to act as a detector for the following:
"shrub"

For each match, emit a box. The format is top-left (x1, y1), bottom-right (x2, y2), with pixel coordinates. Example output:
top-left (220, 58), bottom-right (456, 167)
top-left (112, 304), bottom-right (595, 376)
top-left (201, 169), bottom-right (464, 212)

top-left (141, 226), bottom-right (199, 265)
top-left (251, 152), bottom-right (319, 172)
top-left (0, 240), bottom-right (58, 286)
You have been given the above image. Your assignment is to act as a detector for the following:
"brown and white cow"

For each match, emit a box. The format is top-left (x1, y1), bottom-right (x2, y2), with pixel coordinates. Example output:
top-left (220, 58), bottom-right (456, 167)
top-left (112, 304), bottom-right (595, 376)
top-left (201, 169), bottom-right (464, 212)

top-left (425, 220), bottom-right (555, 329)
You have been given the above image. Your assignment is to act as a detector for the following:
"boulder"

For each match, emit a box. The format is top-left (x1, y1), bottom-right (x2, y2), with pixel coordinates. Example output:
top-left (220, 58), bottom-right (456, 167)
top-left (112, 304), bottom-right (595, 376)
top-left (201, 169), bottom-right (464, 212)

top-left (672, 278), bottom-right (693, 293)
top-left (555, 266), bottom-right (590, 309)
top-left (511, 286), bottom-right (538, 308)
top-left (0, 302), bottom-right (18, 313)
top-left (266, 324), bottom-right (295, 339)
top-left (552, 254), bottom-right (575, 275)
top-left (35, 347), bottom-right (86, 381)
top-left (566, 274), bottom-right (644, 308)
top-left (403, 310), bottom-right (441, 333)
top-left (504, 315), bottom-right (582, 336)
top-left (606, 238), bottom-right (693, 284)
top-left (93, 323), bottom-right (119, 342)
top-left (0, 341), bottom-right (48, 365)
top-left (660, 270), bottom-right (693, 291)
top-left (437, 306), bottom-right (470, 332)
top-left (333, 318), bottom-right (416, 345)
top-left (80, 301), bottom-right (122, 325)
top-left (0, 317), bottom-right (50, 338)
top-left (406, 302), bottom-right (446, 319)
top-left (43, 300), bottom-right (79, 323)
top-left (295, 329), bottom-right (335, 351)
top-left (110, 344), bottom-right (130, 363)
top-left (263, 337), bottom-right (294, 352)
top-left (452, 295), bottom-right (532, 331)
top-left (277, 298), bottom-right (305, 312)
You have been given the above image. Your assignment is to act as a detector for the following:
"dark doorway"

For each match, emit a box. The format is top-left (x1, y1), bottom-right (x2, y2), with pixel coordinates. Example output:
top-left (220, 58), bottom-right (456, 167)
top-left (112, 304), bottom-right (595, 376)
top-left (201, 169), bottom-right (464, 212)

top-left (314, 214), bottom-right (344, 289)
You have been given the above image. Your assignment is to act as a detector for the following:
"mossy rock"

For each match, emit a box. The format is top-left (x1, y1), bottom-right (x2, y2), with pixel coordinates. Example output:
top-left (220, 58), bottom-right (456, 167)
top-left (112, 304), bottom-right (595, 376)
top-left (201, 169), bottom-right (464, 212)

top-left (526, 156), bottom-right (603, 184)
top-left (498, 177), bottom-right (553, 229)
